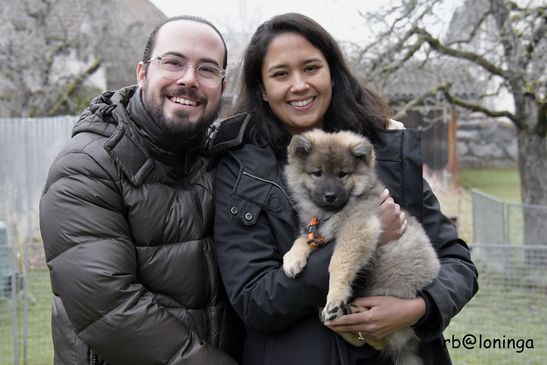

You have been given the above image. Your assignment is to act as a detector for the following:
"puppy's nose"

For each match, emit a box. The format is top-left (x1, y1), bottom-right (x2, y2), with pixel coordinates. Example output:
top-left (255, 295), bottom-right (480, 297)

top-left (324, 192), bottom-right (337, 203)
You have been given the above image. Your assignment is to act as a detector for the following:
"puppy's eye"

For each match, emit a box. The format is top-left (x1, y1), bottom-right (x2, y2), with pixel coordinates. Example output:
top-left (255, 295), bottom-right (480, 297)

top-left (338, 171), bottom-right (349, 178)
top-left (311, 170), bottom-right (322, 177)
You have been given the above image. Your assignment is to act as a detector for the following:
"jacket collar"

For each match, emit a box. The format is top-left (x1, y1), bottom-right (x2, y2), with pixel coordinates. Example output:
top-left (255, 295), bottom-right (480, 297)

top-left (103, 87), bottom-right (155, 186)
top-left (207, 112), bottom-right (250, 156)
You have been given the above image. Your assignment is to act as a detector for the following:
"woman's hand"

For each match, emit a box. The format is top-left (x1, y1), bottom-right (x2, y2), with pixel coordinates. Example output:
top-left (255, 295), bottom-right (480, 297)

top-left (378, 189), bottom-right (407, 244)
top-left (325, 296), bottom-right (426, 340)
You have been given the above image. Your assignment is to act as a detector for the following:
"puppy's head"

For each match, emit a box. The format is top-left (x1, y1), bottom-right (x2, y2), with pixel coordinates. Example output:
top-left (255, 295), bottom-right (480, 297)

top-left (285, 129), bottom-right (376, 212)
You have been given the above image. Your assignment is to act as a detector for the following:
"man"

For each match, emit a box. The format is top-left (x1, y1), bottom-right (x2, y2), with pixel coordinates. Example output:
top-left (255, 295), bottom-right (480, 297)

top-left (40, 16), bottom-right (242, 365)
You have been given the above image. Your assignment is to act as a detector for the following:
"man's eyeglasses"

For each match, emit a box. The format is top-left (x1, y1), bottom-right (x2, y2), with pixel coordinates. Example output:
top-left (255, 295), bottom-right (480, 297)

top-left (147, 55), bottom-right (225, 87)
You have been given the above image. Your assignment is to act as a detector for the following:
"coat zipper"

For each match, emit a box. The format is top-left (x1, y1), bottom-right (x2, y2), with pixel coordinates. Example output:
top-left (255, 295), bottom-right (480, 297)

top-left (202, 262), bottom-right (212, 342)
top-left (182, 179), bottom-right (209, 341)
top-left (173, 161), bottom-right (210, 342)
top-left (178, 182), bottom-right (211, 342)
top-left (175, 176), bottom-right (204, 223)
top-left (188, 184), bottom-right (204, 222)
top-left (242, 171), bottom-right (299, 212)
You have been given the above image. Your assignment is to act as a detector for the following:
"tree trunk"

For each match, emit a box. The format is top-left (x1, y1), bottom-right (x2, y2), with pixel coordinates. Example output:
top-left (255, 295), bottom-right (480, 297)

top-left (517, 129), bottom-right (547, 206)
top-left (516, 128), bottom-right (547, 264)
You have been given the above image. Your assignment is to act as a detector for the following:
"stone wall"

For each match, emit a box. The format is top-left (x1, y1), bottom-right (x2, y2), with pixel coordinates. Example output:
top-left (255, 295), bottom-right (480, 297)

top-left (457, 115), bottom-right (518, 168)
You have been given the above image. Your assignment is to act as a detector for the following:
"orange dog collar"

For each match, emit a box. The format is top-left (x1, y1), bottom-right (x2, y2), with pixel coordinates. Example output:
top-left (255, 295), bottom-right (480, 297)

top-left (306, 216), bottom-right (325, 249)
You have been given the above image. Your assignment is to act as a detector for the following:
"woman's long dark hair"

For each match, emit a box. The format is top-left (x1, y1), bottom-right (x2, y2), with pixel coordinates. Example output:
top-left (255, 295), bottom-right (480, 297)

top-left (233, 13), bottom-right (391, 156)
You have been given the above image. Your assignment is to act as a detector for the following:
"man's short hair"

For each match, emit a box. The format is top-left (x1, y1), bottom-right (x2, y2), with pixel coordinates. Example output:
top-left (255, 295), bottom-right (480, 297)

top-left (142, 15), bottom-right (228, 70)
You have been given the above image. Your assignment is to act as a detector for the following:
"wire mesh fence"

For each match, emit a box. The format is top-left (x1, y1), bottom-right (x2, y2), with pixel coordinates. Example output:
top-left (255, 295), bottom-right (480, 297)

top-left (0, 231), bottom-right (52, 365)
top-left (445, 243), bottom-right (547, 365)
top-left (472, 189), bottom-right (547, 246)
top-left (472, 189), bottom-right (506, 244)
top-left (0, 116), bottom-right (76, 251)
top-left (446, 189), bottom-right (547, 364)
top-left (0, 116), bottom-right (74, 365)
top-left (0, 220), bottom-right (20, 365)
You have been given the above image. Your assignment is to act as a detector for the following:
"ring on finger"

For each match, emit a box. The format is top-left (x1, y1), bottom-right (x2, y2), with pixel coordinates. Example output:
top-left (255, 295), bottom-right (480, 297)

top-left (358, 331), bottom-right (365, 341)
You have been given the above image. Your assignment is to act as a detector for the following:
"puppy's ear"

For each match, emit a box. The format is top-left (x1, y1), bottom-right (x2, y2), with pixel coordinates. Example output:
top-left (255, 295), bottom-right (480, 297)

top-left (351, 139), bottom-right (375, 166)
top-left (288, 134), bottom-right (313, 159)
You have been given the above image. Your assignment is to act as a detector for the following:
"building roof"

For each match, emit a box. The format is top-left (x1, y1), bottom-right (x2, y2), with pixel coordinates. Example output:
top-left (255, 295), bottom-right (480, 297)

top-left (378, 59), bottom-right (487, 103)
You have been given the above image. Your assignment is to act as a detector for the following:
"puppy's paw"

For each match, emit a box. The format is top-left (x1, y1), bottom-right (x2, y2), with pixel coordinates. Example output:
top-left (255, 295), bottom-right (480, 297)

top-left (282, 250), bottom-right (308, 278)
top-left (320, 300), bottom-right (349, 323)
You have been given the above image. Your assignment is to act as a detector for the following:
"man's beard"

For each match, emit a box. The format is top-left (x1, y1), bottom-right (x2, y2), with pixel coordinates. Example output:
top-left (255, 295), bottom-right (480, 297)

top-left (144, 87), bottom-right (220, 141)
top-left (149, 103), bottom-right (219, 140)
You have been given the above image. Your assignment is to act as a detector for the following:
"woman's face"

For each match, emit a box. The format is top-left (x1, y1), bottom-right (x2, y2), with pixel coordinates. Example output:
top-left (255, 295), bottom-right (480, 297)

top-left (261, 32), bottom-right (332, 135)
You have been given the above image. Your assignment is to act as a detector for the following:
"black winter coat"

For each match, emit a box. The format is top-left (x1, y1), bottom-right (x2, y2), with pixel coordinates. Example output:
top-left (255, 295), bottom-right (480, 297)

top-left (40, 86), bottom-right (242, 365)
top-left (213, 125), bottom-right (478, 365)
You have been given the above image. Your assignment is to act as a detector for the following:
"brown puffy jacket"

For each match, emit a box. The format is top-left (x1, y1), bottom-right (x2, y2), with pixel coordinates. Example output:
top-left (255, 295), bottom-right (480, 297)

top-left (40, 86), bottom-right (242, 365)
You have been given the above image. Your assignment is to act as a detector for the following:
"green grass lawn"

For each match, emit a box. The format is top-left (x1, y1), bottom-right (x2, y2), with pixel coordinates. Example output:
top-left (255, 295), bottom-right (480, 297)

top-left (460, 168), bottom-right (521, 203)
top-left (445, 280), bottom-right (546, 365)
top-left (0, 269), bottom-right (53, 365)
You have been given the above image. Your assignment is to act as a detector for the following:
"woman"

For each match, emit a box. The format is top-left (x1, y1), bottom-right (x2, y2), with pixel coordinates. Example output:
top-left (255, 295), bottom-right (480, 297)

top-left (212, 13), bottom-right (478, 365)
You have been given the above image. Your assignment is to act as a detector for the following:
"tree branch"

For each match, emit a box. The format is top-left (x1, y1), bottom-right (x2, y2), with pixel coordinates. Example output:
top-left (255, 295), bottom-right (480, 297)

top-left (392, 83), bottom-right (448, 120)
top-left (46, 59), bottom-right (102, 116)
top-left (416, 27), bottom-right (511, 80)
top-left (436, 81), bottom-right (522, 128)
top-left (524, 11), bottom-right (546, 66)
top-left (374, 36), bottom-right (425, 77)
top-left (356, 0), bottom-right (440, 65)
top-left (445, 9), bottom-right (492, 46)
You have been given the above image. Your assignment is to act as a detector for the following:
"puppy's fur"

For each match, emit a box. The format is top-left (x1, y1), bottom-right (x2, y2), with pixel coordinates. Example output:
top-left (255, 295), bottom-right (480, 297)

top-left (283, 129), bottom-right (440, 365)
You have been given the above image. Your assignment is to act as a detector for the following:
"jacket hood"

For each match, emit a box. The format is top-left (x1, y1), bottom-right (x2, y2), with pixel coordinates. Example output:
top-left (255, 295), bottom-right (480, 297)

top-left (70, 85), bottom-right (155, 186)
top-left (74, 85), bottom-right (208, 170)
top-left (72, 86), bottom-right (137, 138)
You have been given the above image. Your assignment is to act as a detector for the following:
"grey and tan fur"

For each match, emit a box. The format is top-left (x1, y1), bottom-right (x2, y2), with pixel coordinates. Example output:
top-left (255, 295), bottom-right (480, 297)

top-left (282, 129), bottom-right (440, 365)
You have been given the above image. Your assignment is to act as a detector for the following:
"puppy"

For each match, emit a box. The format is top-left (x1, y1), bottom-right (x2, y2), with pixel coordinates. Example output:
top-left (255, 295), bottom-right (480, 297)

top-left (282, 129), bottom-right (440, 365)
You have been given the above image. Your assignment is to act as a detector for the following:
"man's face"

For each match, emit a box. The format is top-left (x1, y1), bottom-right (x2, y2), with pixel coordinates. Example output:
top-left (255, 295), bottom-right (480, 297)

top-left (137, 20), bottom-right (225, 137)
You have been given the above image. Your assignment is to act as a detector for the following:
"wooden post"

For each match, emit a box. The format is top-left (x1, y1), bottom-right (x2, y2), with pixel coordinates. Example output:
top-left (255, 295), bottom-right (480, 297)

top-left (447, 107), bottom-right (460, 189)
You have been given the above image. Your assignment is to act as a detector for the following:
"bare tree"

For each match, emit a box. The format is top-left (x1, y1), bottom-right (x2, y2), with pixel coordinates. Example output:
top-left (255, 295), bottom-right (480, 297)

top-left (354, 0), bottom-right (546, 245)
top-left (0, 0), bottom-right (104, 117)
top-left (0, 0), bottom-right (163, 117)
